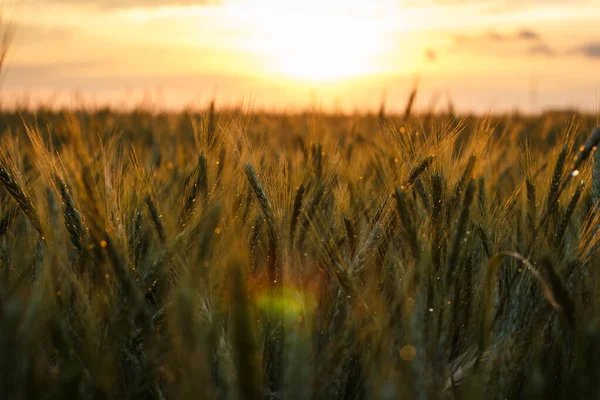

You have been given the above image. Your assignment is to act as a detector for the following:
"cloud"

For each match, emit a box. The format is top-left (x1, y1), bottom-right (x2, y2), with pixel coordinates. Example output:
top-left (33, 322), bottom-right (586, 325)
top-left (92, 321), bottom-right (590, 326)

top-left (35, 0), bottom-right (216, 10)
top-left (459, 28), bottom-right (543, 43)
top-left (449, 30), bottom-right (600, 61)
top-left (571, 43), bottom-right (600, 59)
top-left (428, 0), bottom-right (580, 7)
top-left (450, 28), bottom-right (556, 58)
top-left (516, 29), bottom-right (540, 41)
top-left (12, 22), bottom-right (75, 42)
top-left (453, 30), bottom-right (600, 61)
top-left (487, 30), bottom-right (507, 41)
top-left (527, 44), bottom-right (555, 57)
top-left (413, 0), bottom-right (592, 17)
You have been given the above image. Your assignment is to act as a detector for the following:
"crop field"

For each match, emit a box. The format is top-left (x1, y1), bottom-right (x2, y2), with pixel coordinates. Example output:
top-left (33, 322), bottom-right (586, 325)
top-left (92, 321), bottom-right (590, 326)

top-left (0, 108), bottom-right (599, 399)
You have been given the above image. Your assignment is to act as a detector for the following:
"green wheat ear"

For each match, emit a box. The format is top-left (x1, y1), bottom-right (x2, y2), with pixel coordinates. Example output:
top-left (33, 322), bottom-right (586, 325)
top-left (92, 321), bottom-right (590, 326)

top-left (394, 187), bottom-right (419, 260)
top-left (244, 162), bottom-right (279, 282)
top-left (179, 152), bottom-right (208, 223)
top-left (144, 193), bottom-right (167, 244)
top-left (289, 182), bottom-right (305, 247)
top-left (0, 162), bottom-right (43, 237)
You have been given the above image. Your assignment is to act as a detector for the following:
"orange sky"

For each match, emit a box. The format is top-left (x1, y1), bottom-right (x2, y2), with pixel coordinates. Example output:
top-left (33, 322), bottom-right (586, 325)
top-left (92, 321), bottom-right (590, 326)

top-left (2, 0), bottom-right (600, 113)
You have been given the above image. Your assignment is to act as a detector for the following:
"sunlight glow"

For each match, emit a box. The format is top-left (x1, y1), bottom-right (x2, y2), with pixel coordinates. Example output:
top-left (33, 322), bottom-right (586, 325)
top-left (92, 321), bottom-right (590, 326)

top-left (232, 0), bottom-right (401, 82)
top-left (256, 16), bottom-right (390, 81)
top-left (118, 0), bottom-right (402, 82)
top-left (10, 0), bottom-right (600, 111)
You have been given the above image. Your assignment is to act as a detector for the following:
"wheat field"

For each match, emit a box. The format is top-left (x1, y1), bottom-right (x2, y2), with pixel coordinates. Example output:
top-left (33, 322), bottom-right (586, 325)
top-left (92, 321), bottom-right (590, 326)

top-left (0, 107), bottom-right (599, 399)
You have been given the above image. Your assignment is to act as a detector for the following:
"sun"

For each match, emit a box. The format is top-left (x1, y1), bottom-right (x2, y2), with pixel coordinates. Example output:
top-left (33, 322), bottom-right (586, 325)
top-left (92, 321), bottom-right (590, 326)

top-left (229, 0), bottom-right (396, 83)
top-left (269, 15), bottom-right (387, 82)
top-left (270, 21), bottom-right (382, 82)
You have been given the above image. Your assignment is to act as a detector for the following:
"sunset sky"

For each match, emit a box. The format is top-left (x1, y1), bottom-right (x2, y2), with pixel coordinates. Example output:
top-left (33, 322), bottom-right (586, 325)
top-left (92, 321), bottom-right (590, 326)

top-left (2, 0), bottom-right (600, 113)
